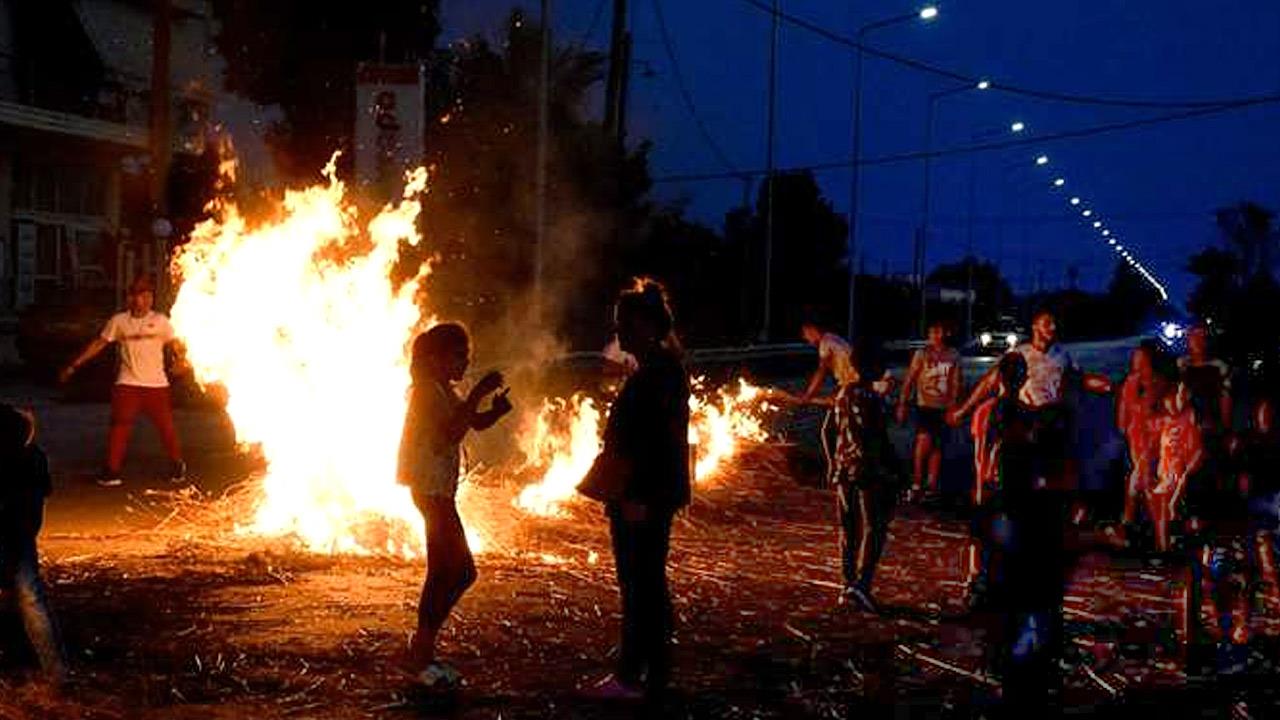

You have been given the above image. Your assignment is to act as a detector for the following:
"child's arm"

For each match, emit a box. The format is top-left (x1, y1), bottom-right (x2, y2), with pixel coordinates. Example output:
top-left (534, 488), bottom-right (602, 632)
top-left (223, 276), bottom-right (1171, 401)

top-left (949, 365), bottom-right (999, 426)
top-left (471, 389), bottom-right (513, 430)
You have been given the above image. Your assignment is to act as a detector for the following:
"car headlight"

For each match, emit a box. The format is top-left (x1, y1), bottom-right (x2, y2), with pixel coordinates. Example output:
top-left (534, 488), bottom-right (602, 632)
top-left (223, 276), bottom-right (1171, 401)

top-left (1006, 333), bottom-right (1018, 347)
top-left (980, 332), bottom-right (992, 346)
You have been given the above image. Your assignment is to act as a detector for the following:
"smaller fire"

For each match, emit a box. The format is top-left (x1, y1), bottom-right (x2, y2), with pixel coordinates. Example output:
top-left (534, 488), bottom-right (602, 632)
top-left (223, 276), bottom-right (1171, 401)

top-left (513, 377), bottom-right (775, 517)
top-left (514, 395), bottom-right (603, 516)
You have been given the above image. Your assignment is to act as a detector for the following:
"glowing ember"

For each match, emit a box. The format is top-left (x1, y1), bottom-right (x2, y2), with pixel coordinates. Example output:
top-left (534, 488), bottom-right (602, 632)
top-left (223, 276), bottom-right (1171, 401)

top-left (170, 157), bottom-right (473, 558)
top-left (514, 376), bottom-right (775, 516)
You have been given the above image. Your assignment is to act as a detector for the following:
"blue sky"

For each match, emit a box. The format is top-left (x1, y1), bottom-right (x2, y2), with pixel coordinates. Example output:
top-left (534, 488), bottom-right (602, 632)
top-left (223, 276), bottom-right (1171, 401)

top-left (440, 0), bottom-right (1280, 303)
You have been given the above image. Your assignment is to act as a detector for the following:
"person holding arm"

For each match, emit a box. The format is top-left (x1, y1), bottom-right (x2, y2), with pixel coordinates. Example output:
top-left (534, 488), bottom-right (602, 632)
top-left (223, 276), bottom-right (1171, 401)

top-left (397, 323), bottom-right (512, 688)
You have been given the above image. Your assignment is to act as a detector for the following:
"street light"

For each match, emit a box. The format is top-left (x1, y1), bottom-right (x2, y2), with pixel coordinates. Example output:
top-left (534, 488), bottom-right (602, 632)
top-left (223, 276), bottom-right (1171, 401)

top-left (1069, 196), bottom-right (1081, 205)
top-left (1101, 229), bottom-right (1110, 236)
top-left (1053, 177), bottom-right (1065, 187)
top-left (1010, 121), bottom-right (1026, 133)
top-left (976, 79), bottom-right (991, 90)
top-left (1092, 220), bottom-right (1103, 228)
top-left (1082, 209), bottom-right (1093, 217)
top-left (1035, 154), bottom-right (1049, 166)
top-left (846, 7), bottom-right (940, 340)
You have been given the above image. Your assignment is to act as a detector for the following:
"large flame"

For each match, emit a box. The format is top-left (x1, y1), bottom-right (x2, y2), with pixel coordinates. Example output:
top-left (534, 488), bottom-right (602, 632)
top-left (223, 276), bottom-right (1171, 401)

top-left (170, 158), bottom-right (451, 557)
top-left (514, 376), bottom-right (775, 516)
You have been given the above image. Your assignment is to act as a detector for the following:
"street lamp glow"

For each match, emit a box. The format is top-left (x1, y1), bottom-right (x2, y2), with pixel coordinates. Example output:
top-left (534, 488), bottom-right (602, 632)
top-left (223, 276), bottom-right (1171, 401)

top-left (1108, 238), bottom-right (1116, 245)
top-left (1053, 178), bottom-right (1065, 187)
top-left (977, 79), bottom-right (991, 90)
top-left (1093, 221), bottom-right (1103, 228)
top-left (1102, 230), bottom-right (1110, 236)
top-left (1010, 121), bottom-right (1026, 133)
top-left (1035, 154), bottom-right (1049, 165)
top-left (1082, 209), bottom-right (1093, 217)
top-left (919, 6), bottom-right (939, 20)
top-left (1070, 197), bottom-right (1081, 205)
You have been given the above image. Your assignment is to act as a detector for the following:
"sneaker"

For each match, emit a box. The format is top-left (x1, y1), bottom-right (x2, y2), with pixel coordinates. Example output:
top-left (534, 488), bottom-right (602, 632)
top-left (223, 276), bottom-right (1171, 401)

top-left (582, 675), bottom-right (644, 701)
top-left (168, 460), bottom-right (188, 484)
top-left (97, 472), bottom-right (123, 488)
top-left (839, 585), bottom-right (879, 614)
top-left (415, 662), bottom-right (462, 688)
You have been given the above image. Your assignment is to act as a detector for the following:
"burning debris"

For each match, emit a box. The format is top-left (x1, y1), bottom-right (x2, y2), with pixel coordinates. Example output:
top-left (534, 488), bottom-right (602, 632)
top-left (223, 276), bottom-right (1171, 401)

top-left (166, 159), bottom-right (778, 558)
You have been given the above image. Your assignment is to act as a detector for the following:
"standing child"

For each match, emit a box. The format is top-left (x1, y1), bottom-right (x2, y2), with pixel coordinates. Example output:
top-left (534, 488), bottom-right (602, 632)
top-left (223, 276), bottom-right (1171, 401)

top-left (397, 324), bottom-right (512, 688)
top-left (965, 352), bottom-right (1028, 607)
top-left (0, 404), bottom-right (65, 684)
top-left (1112, 342), bottom-right (1165, 548)
top-left (1148, 383), bottom-right (1203, 553)
top-left (827, 344), bottom-right (901, 614)
top-left (897, 320), bottom-right (961, 501)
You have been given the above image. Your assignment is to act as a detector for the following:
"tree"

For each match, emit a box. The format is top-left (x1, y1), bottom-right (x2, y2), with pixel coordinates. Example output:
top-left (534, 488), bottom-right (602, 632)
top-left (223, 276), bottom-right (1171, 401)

top-left (406, 11), bottom-right (652, 353)
top-left (927, 257), bottom-right (1015, 336)
top-left (1188, 201), bottom-right (1280, 365)
top-left (211, 1), bottom-right (440, 180)
top-left (724, 172), bottom-right (849, 340)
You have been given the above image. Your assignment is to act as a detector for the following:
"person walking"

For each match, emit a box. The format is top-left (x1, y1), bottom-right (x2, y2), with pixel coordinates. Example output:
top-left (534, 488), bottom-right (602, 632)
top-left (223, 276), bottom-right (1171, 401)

top-left (897, 320), bottom-right (961, 502)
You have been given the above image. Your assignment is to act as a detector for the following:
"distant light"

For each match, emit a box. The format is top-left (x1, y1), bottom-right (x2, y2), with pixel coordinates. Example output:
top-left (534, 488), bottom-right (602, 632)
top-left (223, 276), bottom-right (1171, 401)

top-left (1093, 221), bottom-right (1103, 228)
top-left (1108, 239), bottom-right (1116, 245)
top-left (1053, 178), bottom-right (1066, 187)
top-left (1006, 333), bottom-right (1018, 347)
top-left (1069, 196), bottom-right (1081, 205)
top-left (1102, 230), bottom-right (1110, 236)
top-left (1082, 209), bottom-right (1093, 217)
top-left (1035, 154), bottom-right (1049, 165)
top-left (977, 79), bottom-right (991, 90)
top-left (1116, 245), bottom-right (1125, 251)
top-left (1010, 121), bottom-right (1026, 133)
top-left (980, 332), bottom-right (993, 346)
top-left (919, 5), bottom-right (939, 20)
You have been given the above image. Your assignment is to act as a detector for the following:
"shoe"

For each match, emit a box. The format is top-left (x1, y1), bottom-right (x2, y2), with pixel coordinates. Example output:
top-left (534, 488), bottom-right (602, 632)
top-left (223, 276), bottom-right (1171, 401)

top-left (168, 460), bottom-right (188, 484)
top-left (839, 585), bottom-right (879, 614)
top-left (415, 662), bottom-right (462, 688)
top-left (582, 674), bottom-right (644, 701)
top-left (97, 472), bottom-right (123, 488)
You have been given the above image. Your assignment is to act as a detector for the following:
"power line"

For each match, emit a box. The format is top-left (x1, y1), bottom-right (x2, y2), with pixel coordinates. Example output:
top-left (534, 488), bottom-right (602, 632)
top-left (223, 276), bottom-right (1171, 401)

top-left (650, 0), bottom-right (743, 175)
top-left (652, 95), bottom-right (1280, 183)
top-left (738, 0), bottom-right (1280, 110)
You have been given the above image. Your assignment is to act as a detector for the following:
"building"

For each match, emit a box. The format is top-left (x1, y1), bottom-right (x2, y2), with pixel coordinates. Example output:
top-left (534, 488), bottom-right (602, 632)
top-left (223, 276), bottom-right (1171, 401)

top-left (0, 0), bottom-right (222, 325)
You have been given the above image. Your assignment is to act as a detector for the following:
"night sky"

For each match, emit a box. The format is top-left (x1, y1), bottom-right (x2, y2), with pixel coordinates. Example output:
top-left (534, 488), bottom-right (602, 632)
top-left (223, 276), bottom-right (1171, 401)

top-left (440, 0), bottom-right (1280, 304)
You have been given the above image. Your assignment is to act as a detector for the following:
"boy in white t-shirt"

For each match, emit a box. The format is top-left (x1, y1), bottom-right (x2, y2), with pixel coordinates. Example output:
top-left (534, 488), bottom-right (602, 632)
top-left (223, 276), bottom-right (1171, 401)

top-left (60, 276), bottom-right (186, 487)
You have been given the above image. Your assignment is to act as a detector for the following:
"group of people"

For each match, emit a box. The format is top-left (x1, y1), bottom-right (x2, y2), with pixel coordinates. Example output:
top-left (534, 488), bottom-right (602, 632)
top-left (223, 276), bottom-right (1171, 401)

top-left (783, 309), bottom-right (1280, 706)
top-left (5, 273), bottom-right (1278, 712)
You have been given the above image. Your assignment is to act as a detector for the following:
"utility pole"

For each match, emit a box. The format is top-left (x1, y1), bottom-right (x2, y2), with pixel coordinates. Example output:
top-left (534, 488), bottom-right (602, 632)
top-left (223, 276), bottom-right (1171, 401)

top-left (603, 0), bottom-right (628, 144)
top-left (149, 0), bottom-right (172, 300)
top-left (761, 0), bottom-right (779, 342)
top-left (535, 0), bottom-right (551, 322)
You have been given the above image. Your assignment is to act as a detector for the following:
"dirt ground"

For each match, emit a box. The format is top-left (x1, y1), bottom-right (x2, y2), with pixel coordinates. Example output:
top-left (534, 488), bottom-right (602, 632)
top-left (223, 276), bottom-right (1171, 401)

top-left (3, 384), bottom-right (1280, 718)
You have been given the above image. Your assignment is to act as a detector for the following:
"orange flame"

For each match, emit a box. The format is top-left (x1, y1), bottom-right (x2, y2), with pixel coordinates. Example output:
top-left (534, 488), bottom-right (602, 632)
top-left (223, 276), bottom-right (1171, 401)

top-left (170, 157), bottom-right (465, 558)
top-left (513, 376), bottom-right (775, 517)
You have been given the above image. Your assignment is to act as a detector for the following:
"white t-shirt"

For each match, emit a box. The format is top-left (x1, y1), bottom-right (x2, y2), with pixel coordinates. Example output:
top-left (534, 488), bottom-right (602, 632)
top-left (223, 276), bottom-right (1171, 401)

top-left (100, 311), bottom-right (174, 387)
top-left (1013, 342), bottom-right (1078, 408)
top-left (819, 333), bottom-right (858, 387)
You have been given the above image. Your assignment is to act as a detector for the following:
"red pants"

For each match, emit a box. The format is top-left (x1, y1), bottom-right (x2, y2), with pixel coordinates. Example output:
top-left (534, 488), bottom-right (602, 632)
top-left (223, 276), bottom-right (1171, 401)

top-left (107, 385), bottom-right (182, 473)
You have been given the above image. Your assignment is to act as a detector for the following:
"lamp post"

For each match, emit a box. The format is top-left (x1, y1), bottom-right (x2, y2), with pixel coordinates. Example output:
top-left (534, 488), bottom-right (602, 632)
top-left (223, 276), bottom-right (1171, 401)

top-left (916, 79), bottom-right (989, 336)
top-left (845, 4), bottom-right (939, 342)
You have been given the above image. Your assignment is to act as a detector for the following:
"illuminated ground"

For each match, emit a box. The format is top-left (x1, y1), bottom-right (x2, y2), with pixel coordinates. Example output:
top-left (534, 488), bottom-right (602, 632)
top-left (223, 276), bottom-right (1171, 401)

top-left (3, 373), bottom-right (1279, 718)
